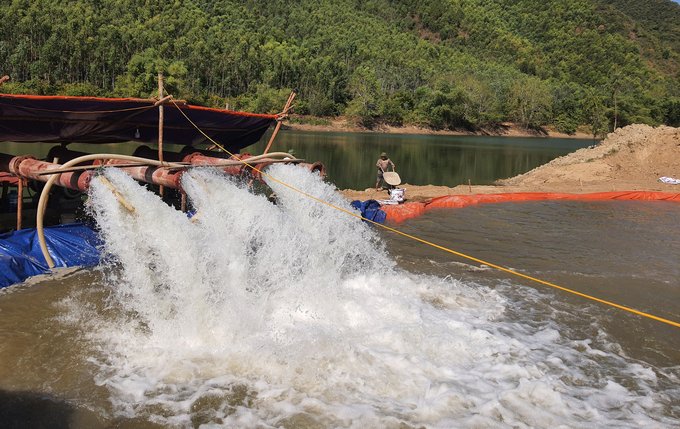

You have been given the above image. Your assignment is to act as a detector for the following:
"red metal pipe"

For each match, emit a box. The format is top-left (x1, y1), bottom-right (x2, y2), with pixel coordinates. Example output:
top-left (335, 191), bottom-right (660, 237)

top-left (0, 152), bottom-right (327, 192)
top-left (183, 152), bottom-right (264, 182)
top-left (308, 161), bottom-right (326, 179)
top-left (1, 155), bottom-right (184, 192)
top-left (9, 155), bottom-right (95, 192)
top-left (184, 153), bottom-right (326, 183)
top-left (96, 158), bottom-right (185, 191)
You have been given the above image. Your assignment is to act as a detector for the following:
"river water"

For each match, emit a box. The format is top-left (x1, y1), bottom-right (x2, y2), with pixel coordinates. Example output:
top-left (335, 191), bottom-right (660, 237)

top-left (245, 131), bottom-right (598, 190)
top-left (0, 161), bottom-right (678, 428)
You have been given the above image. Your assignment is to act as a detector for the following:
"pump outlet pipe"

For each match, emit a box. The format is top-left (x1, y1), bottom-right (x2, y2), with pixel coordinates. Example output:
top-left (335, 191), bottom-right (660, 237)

top-left (1, 151), bottom-right (326, 268)
top-left (35, 154), bottom-right (187, 268)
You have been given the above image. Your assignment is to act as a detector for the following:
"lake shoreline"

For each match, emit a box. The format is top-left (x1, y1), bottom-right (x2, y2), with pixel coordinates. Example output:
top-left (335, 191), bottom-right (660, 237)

top-left (283, 116), bottom-right (598, 140)
top-left (336, 124), bottom-right (680, 202)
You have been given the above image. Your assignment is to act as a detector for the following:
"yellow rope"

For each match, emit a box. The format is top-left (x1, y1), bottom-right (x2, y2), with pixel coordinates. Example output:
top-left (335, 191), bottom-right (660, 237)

top-left (166, 93), bottom-right (680, 329)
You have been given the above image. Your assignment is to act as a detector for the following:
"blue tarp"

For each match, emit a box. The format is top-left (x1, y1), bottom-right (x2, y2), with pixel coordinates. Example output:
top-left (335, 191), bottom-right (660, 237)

top-left (350, 200), bottom-right (387, 224)
top-left (0, 203), bottom-right (385, 290)
top-left (0, 223), bottom-right (101, 289)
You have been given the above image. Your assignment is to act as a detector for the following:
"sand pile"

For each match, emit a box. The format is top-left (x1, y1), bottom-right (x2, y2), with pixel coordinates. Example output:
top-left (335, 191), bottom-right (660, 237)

top-left (496, 124), bottom-right (680, 193)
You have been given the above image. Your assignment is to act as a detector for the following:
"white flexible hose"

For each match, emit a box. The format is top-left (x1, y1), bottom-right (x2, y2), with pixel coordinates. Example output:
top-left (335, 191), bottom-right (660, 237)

top-left (36, 152), bottom-right (291, 268)
top-left (37, 154), bottom-right (187, 268)
top-left (235, 151), bottom-right (296, 162)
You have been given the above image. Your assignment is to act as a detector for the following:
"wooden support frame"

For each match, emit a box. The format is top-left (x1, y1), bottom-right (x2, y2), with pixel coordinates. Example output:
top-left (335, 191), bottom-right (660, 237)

top-left (158, 73), bottom-right (165, 198)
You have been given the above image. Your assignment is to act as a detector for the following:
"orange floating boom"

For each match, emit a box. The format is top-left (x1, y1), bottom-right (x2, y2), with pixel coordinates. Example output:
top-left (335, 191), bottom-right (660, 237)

top-left (382, 191), bottom-right (680, 222)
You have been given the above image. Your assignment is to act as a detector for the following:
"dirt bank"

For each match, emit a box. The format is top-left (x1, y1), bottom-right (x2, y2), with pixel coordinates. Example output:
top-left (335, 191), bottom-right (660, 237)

top-left (284, 116), bottom-right (594, 139)
top-left (338, 124), bottom-right (680, 202)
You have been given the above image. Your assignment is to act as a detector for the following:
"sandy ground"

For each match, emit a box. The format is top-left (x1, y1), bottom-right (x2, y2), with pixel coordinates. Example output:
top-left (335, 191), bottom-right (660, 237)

top-left (337, 124), bottom-right (680, 202)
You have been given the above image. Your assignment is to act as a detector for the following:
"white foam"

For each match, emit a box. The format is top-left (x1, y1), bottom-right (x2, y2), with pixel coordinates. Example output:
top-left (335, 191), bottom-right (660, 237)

top-left (63, 166), bottom-right (679, 428)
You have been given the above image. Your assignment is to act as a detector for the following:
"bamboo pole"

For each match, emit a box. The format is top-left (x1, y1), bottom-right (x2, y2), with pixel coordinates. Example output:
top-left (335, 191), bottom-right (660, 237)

top-left (154, 95), bottom-right (173, 106)
top-left (249, 92), bottom-right (296, 186)
top-left (158, 73), bottom-right (164, 198)
top-left (263, 92), bottom-right (296, 155)
top-left (99, 175), bottom-right (138, 216)
top-left (17, 180), bottom-right (23, 231)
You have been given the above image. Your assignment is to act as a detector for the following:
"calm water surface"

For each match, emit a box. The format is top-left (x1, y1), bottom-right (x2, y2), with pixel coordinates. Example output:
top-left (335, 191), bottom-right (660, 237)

top-left (0, 164), bottom-right (677, 428)
top-left (246, 130), bottom-right (597, 190)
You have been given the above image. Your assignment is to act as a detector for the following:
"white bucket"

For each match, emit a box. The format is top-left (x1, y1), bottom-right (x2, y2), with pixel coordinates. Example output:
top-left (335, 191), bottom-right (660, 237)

top-left (389, 188), bottom-right (405, 202)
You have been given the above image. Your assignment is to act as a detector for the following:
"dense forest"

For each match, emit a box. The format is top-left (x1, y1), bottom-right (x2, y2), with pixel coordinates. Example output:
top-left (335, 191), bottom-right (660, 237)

top-left (1, 0), bottom-right (679, 136)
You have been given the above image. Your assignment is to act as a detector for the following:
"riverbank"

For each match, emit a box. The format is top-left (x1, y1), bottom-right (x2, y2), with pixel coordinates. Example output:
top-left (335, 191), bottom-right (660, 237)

top-left (338, 124), bottom-right (680, 202)
top-left (284, 116), bottom-right (595, 139)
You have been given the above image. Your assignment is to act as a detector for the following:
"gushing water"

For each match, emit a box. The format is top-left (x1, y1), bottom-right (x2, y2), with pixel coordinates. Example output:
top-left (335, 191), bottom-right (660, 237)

top-left (62, 165), bottom-right (677, 428)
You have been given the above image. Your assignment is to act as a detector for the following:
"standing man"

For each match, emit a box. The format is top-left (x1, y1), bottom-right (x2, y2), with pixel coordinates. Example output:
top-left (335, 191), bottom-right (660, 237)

top-left (375, 152), bottom-right (395, 191)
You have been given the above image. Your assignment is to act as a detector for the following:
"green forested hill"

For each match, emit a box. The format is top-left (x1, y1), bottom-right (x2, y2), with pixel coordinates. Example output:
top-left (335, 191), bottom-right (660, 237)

top-left (594, 0), bottom-right (680, 77)
top-left (596, 0), bottom-right (680, 48)
top-left (0, 0), bottom-right (678, 135)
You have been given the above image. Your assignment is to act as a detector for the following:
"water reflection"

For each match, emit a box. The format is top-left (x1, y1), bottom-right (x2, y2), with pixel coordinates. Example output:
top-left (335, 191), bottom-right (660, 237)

top-left (246, 131), bottom-right (597, 190)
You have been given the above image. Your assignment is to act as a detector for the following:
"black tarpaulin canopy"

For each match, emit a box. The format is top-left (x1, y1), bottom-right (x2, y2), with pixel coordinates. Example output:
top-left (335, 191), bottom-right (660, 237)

top-left (0, 93), bottom-right (278, 152)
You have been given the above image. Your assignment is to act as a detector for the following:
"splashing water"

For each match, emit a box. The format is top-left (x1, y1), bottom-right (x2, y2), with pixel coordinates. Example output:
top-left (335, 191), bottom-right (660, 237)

top-left (70, 165), bottom-right (677, 428)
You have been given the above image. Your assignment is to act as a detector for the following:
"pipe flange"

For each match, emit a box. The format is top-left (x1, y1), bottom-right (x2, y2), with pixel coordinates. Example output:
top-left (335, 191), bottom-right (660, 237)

top-left (9, 154), bottom-right (38, 176)
top-left (182, 152), bottom-right (205, 164)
